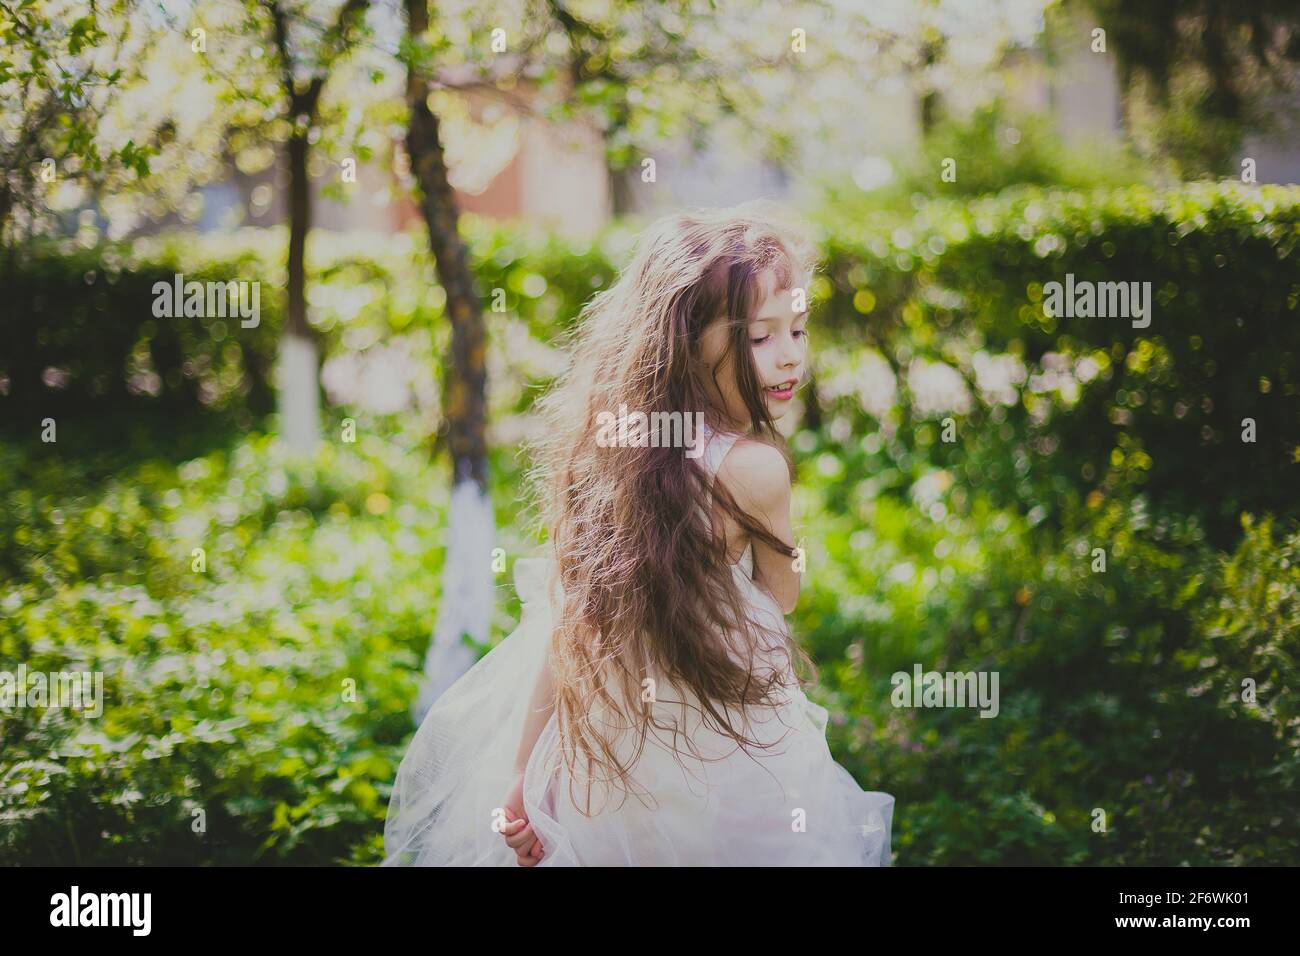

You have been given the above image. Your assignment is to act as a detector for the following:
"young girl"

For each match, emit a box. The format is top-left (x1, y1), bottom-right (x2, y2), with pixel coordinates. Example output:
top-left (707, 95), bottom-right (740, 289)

top-left (383, 201), bottom-right (894, 866)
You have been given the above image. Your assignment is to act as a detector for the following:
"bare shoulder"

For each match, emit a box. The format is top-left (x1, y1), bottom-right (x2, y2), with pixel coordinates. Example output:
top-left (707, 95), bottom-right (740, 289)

top-left (716, 438), bottom-right (791, 512)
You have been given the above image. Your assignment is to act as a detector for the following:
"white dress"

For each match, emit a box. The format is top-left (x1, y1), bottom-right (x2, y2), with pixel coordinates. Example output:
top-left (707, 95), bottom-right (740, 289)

top-left (382, 424), bottom-right (895, 866)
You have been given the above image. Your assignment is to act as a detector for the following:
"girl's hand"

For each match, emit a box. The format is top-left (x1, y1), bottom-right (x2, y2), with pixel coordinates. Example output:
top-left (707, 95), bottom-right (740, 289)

top-left (500, 769), bottom-right (545, 866)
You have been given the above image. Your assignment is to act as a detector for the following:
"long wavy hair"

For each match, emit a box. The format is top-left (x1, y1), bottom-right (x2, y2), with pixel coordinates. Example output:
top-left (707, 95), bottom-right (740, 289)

top-left (526, 200), bottom-right (821, 816)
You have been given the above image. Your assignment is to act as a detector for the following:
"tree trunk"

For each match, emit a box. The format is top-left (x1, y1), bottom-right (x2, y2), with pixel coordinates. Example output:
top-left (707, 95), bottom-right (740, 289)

top-left (920, 90), bottom-right (940, 136)
top-left (919, 39), bottom-right (942, 136)
top-left (605, 97), bottom-right (634, 215)
top-left (0, 188), bottom-right (12, 246)
top-left (278, 129), bottom-right (321, 453)
top-left (405, 0), bottom-right (495, 724)
top-left (802, 374), bottom-right (823, 433)
top-left (609, 162), bottom-right (636, 216)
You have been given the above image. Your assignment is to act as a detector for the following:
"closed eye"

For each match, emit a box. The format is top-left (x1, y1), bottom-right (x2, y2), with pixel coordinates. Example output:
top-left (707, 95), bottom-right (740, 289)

top-left (752, 330), bottom-right (807, 345)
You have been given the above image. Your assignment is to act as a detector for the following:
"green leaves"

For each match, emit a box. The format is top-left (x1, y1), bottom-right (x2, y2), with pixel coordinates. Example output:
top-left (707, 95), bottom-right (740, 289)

top-left (0, 427), bottom-right (455, 864)
top-left (0, 0), bottom-right (136, 239)
top-left (116, 139), bottom-right (153, 179)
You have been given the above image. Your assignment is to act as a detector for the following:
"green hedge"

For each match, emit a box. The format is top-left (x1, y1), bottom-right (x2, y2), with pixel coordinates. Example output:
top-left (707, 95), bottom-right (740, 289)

top-left (814, 182), bottom-right (1300, 546)
top-left (0, 224), bottom-right (618, 430)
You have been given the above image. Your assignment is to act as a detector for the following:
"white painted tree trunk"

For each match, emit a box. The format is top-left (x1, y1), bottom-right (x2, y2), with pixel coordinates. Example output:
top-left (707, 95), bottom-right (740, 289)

top-left (278, 332), bottom-right (320, 454)
top-left (412, 476), bottom-right (496, 725)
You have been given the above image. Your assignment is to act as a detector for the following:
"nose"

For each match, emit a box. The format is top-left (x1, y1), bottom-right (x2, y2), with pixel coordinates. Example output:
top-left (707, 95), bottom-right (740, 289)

top-left (778, 333), bottom-right (802, 370)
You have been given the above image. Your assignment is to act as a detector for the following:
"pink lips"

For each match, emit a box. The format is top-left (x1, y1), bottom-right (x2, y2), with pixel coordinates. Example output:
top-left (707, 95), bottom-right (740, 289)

top-left (765, 379), bottom-right (798, 401)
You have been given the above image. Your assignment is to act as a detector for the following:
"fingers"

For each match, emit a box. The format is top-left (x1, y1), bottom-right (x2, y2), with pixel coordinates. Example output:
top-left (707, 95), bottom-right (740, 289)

top-left (515, 838), bottom-right (545, 866)
top-left (504, 821), bottom-right (535, 850)
top-left (500, 810), bottom-right (546, 864)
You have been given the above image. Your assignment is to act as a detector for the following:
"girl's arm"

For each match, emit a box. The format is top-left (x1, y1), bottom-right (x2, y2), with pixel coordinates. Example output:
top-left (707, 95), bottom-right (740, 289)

top-left (512, 647), bottom-right (556, 774)
top-left (719, 440), bottom-right (801, 615)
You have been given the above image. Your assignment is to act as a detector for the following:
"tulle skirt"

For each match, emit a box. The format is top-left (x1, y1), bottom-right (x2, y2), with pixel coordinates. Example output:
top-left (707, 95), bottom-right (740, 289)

top-left (382, 557), bottom-right (895, 866)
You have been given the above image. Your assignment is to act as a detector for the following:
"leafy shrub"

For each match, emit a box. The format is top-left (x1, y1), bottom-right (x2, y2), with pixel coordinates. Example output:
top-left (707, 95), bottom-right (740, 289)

top-left (0, 426), bottom-right (537, 864)
top-left (797, 437), bottom-right (1298, 864)
top-left (814, 182), bottom-right (1300, 547)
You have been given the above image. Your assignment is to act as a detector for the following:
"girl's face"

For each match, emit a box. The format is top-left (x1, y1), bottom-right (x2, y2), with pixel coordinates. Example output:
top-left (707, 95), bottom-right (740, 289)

top-left (697, 268), bottom-right (809, 430)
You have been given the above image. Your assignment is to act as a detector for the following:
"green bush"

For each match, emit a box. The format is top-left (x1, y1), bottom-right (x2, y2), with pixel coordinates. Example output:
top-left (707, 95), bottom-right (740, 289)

top-left (0, 222), bottom-right (621, 432)
top-left (819, 100), bottom-right (1150, 217)
top-left (814, 182), bottom-right (1300, 546)
top-left (798, 436), bottom-right (1299, 863)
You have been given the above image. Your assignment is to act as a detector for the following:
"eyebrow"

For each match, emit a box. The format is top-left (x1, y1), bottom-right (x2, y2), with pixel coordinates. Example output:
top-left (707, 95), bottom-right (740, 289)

top-left (750, 309), bottom-right (810, 323)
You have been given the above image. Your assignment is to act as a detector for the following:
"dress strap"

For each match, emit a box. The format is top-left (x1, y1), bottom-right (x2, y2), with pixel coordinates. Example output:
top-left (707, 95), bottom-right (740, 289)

top-left (697, 422), bottom-right (743, 480)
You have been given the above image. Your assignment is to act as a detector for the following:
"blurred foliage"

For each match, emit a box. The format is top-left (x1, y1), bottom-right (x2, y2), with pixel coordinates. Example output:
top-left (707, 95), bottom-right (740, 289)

top-left (0, 0), bottom-right (154, 242)
top-left (814, 181), bottom-right (1300, 546)
top-left (0, 220), bottom-right (623, 437)
top-left (1075, 0), bottom-right (1300, 178)
top-left (0, 421), bottom-right (541, 864)
top-left (797, 454), bottom-right (1300, 863)
top-left (822, 100), bottom-right (1152, 215)
top-left (2, 182), bottom-right (1299, 864)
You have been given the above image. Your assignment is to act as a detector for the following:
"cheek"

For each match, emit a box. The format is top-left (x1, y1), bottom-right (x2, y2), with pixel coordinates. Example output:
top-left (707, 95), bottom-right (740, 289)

top-left (750, 343), bottom-right (778, 374)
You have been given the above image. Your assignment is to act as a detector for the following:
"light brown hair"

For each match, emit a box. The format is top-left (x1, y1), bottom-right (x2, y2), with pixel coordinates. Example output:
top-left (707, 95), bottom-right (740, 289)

top-left (527, 200), bottom-right (820, 815)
